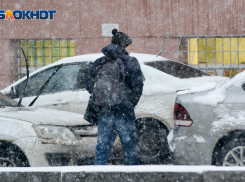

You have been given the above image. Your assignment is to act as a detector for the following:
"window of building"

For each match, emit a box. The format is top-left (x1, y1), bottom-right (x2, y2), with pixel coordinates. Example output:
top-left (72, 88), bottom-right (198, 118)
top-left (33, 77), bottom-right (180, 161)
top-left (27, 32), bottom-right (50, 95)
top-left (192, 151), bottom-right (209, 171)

top-left (19, 39), bottom-right (75, 78)
top-left (182, 37), bottom-right (245, 77)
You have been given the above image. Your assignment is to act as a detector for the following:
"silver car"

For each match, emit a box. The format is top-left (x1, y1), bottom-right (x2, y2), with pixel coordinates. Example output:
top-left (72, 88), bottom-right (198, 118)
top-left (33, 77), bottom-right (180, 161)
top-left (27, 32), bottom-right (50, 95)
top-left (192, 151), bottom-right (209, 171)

top-left (169, 71), bottom-right (245, 166)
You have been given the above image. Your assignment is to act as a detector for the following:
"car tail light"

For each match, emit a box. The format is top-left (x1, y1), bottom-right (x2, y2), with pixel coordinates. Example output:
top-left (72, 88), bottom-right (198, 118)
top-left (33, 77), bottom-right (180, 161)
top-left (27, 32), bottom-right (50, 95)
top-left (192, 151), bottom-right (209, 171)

top-left (174, 103), bottom-right (193, 127)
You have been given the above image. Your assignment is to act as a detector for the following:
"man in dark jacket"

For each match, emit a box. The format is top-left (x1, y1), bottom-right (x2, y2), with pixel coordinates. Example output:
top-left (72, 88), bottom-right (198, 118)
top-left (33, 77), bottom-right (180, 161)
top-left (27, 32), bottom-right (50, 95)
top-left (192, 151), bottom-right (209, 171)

top-left (84, 29), bottom-right (144, 165)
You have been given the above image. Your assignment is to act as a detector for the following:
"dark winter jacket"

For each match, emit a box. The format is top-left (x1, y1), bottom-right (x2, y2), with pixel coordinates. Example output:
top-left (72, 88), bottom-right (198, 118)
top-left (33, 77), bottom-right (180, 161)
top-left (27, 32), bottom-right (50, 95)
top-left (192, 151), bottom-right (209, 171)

top-left (84, 44), bottom-right (144, 124)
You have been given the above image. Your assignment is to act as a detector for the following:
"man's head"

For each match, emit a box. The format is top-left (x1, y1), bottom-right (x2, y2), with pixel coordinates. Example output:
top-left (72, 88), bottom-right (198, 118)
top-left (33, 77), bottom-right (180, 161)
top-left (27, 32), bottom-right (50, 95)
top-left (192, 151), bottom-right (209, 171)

top-left (111, 29), bottom-right (132, 49)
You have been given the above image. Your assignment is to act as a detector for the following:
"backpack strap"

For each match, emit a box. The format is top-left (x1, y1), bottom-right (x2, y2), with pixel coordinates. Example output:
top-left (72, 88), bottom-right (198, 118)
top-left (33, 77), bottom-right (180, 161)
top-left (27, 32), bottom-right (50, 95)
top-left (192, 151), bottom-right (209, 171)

top-left (115, 58), bottom-right (125, 83)
top-left (93, 58), bottom-right (109, 83)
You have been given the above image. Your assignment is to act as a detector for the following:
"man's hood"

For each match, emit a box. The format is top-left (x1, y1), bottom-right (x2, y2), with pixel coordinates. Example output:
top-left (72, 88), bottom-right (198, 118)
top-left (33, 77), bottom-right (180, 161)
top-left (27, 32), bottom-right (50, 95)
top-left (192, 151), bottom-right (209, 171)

top-left (101, 44), bottom-right (128, 60)
top-left (0, 107), bottom-right (90, 126)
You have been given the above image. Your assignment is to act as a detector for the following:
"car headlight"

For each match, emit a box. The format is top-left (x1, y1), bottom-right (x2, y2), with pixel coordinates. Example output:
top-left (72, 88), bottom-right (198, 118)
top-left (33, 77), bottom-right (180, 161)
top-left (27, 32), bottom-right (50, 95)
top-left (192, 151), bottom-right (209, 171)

top-left (33, 124), bottom-right (76, 140)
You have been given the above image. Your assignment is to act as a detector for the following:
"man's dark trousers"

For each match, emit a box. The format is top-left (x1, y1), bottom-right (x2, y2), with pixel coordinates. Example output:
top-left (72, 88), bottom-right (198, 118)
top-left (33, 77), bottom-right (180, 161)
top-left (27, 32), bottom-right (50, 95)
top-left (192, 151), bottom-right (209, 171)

top-left (94, 114), bottom-right (139, 165)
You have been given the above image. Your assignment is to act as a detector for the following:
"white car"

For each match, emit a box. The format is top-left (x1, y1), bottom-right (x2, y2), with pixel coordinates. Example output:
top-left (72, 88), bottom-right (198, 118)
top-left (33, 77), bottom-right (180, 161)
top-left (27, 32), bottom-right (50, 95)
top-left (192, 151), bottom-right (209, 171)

top-left (0, 92), bottom-right (97, 167)
top-left (1, 53), bottom-right (228, 164)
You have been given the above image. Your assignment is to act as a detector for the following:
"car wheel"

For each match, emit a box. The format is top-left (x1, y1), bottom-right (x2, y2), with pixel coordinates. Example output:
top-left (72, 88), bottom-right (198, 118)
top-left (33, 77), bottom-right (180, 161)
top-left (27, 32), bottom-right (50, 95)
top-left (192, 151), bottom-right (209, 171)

top-left (0, 158), bottom-right (16, 167)
top-left (135, 118), bottom-right (170, 164)
top-left (216, 138), bottom-right (245, 166)
top-left (0, 141), bottom-right (29, 167)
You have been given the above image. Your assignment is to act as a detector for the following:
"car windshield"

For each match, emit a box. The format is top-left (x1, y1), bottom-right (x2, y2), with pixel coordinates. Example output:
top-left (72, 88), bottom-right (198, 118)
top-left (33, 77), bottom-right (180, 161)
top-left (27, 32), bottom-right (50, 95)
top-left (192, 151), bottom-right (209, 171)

top-left (0, 92), bottom-right (18, 107)
top-left (144, 60), bottom-right (210, 78)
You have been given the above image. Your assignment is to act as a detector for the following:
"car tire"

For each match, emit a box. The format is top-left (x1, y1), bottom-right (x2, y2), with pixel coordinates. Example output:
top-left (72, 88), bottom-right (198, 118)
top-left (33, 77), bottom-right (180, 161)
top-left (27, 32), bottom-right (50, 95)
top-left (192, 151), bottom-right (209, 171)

top-left (0, 141), bottom-right (29, 167)
top-left (216, 138), bottom-right (245, 166)
top-left (135, 118), bottom-right (170, 164)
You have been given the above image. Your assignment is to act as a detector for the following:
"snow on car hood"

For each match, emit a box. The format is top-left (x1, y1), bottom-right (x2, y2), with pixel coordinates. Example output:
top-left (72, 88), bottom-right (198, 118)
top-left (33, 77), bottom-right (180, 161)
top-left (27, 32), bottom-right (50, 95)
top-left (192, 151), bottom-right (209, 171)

top-left (178, 75), bottom-right (228, 91)
top-left (0, 107), bottom-right (90, 126)
top-left (178, 71), bottom-right (245, 106)
top-left (177, 82), bottom-right (227, 106)
top-left (199, 71), bottom-right (245, 106)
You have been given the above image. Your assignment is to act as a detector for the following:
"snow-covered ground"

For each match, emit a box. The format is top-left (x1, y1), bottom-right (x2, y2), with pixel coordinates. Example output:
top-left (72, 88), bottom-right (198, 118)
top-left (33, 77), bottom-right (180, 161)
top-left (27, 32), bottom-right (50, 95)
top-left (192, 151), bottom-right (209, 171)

top-left (1, 165), bottom-right (245, 173)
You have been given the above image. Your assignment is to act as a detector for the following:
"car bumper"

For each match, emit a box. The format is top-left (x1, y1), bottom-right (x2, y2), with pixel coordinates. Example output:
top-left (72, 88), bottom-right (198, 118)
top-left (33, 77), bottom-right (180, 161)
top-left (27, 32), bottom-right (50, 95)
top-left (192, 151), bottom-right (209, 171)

top-left (13, 136), bottom-right (98, 167)
top-left (169, 127), bottom-right (213, 165)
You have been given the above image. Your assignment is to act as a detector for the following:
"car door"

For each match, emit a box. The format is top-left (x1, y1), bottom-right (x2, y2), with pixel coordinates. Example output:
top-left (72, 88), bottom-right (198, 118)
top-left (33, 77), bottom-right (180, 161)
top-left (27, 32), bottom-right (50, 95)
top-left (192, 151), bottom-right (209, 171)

top-left (73, 62), bottom-right (93, 115)
top-left (13, 63), bottom-right (81, 112)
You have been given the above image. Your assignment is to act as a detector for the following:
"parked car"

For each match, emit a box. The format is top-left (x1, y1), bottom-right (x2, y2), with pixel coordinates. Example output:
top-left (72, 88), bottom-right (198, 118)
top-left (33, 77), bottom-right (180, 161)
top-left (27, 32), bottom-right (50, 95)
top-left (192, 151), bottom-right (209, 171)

top-left (1, 53), bottom-right (228, 164)
top-left (169, 70), bottom-right (245, 166)
top-left (0, 92), bottom-right (102, 167)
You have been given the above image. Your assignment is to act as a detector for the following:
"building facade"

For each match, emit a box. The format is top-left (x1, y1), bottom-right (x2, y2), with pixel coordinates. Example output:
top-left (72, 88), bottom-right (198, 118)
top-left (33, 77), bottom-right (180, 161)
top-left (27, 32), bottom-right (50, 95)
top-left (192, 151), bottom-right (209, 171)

top-left (0, 0), bottom-right (245, 89)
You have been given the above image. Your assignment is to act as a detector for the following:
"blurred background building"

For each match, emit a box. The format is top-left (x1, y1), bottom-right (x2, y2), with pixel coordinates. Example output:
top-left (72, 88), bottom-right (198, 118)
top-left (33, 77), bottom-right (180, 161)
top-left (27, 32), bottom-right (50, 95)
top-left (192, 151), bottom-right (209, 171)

top-left (0, 0), bottom-right (245, 89)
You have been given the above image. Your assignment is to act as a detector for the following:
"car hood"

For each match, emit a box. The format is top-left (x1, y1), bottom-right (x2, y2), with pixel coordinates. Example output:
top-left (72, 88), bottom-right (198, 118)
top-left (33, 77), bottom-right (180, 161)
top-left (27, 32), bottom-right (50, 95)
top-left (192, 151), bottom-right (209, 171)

top-left (0, 107), bottom-right (91, 126)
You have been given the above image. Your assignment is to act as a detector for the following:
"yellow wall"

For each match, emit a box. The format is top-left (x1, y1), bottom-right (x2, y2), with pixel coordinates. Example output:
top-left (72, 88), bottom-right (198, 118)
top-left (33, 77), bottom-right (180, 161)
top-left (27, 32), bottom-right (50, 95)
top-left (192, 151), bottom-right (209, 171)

top-left (188, 37), bottom-right (245, 65)
top-left (188, 38), bottom-right (198, 65)
top-left (20, 40), bottom-right (75, 67)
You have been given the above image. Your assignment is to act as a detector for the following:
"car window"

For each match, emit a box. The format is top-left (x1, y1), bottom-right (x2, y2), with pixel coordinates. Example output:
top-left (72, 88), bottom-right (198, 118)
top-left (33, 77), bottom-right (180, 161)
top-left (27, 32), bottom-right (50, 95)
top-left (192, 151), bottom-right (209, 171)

top-left (74, 62), bottom-right (93, 90)
top-left (13, 68), bottom-right (55, 99)
top-left (45, 64), bottom-right (81, 93)
top-left (242, 83), bottom-right (245, 91)
top-left (144, 60), bottom-right (210, 78)
top-left (26, 67), bottom-right (57, 97)
top-left (14, 64), bottom-right (81, 98)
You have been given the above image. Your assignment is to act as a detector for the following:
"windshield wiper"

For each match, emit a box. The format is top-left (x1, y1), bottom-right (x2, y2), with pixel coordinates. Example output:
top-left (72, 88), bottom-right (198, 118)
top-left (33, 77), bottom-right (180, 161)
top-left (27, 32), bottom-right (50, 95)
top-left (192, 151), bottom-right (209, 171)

top-left (17, 49), bottom-right (29, 107)
top-left (29, 64), bottom-right (63, 107)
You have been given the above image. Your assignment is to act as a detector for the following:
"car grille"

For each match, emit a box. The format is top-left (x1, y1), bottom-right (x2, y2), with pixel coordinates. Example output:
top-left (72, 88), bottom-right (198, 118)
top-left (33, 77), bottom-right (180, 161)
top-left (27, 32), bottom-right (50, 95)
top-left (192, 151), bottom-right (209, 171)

top-left (45, 153), bottom-right (73, 166)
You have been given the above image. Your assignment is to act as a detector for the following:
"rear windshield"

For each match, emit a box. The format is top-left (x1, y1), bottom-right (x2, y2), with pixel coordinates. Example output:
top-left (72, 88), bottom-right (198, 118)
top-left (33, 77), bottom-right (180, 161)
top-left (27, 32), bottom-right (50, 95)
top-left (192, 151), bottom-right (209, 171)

top-left (145, 60), bottom-right (210, 78)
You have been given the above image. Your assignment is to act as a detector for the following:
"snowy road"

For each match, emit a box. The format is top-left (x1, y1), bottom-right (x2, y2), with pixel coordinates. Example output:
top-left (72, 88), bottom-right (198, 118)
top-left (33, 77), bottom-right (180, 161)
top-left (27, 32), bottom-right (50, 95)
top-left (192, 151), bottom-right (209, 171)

top-left (1, 165), bottom-right (245, 172)
top-left (0, 165), bottom-right (245, 182)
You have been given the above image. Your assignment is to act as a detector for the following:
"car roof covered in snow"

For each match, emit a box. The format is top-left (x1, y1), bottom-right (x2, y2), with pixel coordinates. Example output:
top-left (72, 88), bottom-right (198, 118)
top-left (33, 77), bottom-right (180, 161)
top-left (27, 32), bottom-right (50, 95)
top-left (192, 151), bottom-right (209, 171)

top-left (3, 53), bottom-right (168, 89)
top-left (24, 53), bottom-right (168, 78)
top-left (53, 53), bottom-right (168, 65)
